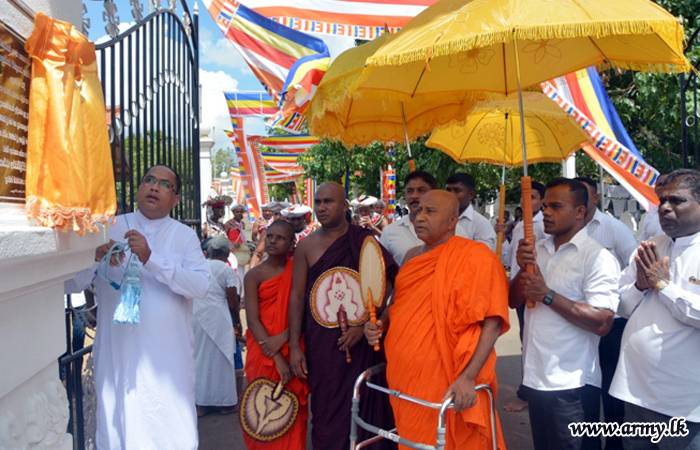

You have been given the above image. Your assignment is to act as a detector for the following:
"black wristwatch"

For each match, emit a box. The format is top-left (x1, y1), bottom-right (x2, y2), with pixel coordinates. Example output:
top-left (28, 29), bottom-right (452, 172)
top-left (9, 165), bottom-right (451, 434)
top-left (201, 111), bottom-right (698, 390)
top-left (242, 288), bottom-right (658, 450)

top-left (542, 290), bottom-right (555, 306)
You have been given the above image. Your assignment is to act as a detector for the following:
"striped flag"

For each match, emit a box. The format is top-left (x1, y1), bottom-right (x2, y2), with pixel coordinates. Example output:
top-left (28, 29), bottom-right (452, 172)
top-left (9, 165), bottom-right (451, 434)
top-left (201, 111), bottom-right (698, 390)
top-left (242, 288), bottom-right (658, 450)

top-left (224, 125), bottom-right (269, 219)
top-left (204, 0), bottom-right (330, 121)
top-left (261, 152), bottom-right (305, 174)
top-left (541, 68), bottom-right (660, 210)
top-left (304, 177), bottom-right (316, 209)
top-left (259, 133), bottom-right (319, 151)
top-left (225, 91), bottom-right (279, 117)
top-left (248, 0), bottom-right (437, 38)
top-left (268, 110), bottom-right (308, 133)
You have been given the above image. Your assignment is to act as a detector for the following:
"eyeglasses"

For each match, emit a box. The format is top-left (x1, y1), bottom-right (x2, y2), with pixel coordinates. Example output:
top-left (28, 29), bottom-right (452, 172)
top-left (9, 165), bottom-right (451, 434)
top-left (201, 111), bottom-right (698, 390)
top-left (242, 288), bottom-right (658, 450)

top-left (142, 175), bottom-right (176, 192)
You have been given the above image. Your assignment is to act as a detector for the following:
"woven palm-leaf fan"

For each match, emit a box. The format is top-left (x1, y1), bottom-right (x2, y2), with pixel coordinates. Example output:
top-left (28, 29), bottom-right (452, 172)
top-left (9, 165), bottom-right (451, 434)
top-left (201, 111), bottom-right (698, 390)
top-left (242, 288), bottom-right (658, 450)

top-left (359, 236), bottom-right (386, 350)
top-left (239, 378), bottom-right (300, 442)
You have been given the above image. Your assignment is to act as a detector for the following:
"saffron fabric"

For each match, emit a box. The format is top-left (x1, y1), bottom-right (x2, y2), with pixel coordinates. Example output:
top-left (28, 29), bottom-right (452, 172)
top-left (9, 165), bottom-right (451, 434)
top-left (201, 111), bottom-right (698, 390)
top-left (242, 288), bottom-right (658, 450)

top-left (25, 13), bottom-right (115, 234)
top-left (385, 237), bottom-right (510, 449)
top-left (244, 259), bottom-right (309, 449)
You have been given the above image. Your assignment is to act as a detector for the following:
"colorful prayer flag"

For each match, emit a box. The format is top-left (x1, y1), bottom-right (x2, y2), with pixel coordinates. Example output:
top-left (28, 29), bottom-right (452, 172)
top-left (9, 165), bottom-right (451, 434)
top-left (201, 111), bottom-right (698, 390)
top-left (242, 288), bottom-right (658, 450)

top-left (225, 91), bottom-right (279, 117)
top-left (260, 152), bottom-right (305, 174)
top-left (224, 124), bottom-right (269, 219)
top-left (259, 133), bottom-right (319, 151)
top-left (204, 0), bottom-right (330, 122)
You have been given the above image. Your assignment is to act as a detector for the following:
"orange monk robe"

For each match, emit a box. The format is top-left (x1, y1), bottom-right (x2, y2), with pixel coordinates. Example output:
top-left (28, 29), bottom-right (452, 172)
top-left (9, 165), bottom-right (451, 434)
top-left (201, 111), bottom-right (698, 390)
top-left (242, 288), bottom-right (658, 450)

top-left (244, 259), bottom-right (309, 449)
top-left (385, 237), bottom-right (510, 450)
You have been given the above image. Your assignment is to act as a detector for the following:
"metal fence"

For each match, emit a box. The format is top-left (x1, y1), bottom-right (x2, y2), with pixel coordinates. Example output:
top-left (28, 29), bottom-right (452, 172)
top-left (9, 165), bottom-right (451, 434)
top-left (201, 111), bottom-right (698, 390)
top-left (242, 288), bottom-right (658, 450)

top-left (681, 26), bottom-right (700, 169)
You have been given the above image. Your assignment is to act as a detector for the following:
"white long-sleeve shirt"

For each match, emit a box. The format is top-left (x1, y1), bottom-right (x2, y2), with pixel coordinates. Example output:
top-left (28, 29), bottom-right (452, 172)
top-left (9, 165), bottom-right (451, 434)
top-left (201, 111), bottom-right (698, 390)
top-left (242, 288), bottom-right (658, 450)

top-left (610, 231), bottom-right (700, 421)
top-left (69, 210), bottom-right (210, 449)
top-left (637, 207), bottom-right (664, 242)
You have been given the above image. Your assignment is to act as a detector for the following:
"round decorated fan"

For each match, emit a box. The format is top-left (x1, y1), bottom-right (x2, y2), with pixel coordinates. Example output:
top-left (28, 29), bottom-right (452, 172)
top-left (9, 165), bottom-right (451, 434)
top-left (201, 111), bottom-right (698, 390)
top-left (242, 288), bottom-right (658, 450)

top-left (239, 377), bottom-right (300, 442)
top-left (359, 236), bottom-right (386, 351)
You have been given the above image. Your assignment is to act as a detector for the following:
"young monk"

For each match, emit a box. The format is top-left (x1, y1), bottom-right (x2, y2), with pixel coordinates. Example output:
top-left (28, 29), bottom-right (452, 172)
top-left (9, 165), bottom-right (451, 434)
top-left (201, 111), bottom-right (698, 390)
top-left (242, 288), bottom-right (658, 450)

top-left (243, 220), bottom-right (308, 449)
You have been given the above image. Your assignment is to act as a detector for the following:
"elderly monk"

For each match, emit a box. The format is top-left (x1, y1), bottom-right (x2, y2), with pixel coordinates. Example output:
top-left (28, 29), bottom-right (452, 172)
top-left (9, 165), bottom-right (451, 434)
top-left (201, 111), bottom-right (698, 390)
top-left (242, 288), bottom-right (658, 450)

top-left (289, 182), bottom-right (399, 450)
top-left (244, 221), bottom-right (309, 449)
top-left (366, 190), bottom-right (510, 449)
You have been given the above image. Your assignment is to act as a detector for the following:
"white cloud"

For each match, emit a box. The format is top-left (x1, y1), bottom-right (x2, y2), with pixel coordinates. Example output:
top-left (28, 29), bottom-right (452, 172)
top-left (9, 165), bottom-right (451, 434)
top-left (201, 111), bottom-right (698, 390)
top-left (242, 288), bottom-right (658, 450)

top-left (200, 68), bottom-right (241, 152)
top-left (200, 27), bottom-right (249, 71)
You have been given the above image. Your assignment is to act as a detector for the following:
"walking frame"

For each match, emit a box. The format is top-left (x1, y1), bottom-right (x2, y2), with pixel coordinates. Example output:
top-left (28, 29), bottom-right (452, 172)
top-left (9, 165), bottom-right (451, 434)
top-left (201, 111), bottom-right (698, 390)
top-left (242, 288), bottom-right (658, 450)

top-left (350, 363), bottom-right (498, 450)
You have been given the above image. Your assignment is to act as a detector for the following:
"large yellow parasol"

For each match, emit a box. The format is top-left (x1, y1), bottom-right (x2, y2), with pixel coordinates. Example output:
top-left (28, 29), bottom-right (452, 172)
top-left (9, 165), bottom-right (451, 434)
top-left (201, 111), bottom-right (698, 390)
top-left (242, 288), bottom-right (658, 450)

top-left (426, 92), bottom-right (592, 255)
top-left (353, 0), bottom-right (691, 302)
top-left (307, 32), bottom-right (484, 170)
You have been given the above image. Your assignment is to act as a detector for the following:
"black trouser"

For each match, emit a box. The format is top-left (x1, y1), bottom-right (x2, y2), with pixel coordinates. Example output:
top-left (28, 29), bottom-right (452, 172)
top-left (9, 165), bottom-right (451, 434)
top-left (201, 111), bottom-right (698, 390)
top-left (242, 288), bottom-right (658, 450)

top-left (623, 402), bottom-right (700, 450)
top-left (516, 303), bottom-right (527, 401)
top-left (524, 384), bottom-right (602, 450)
top-left (599, 317), bottom-right (627, 450)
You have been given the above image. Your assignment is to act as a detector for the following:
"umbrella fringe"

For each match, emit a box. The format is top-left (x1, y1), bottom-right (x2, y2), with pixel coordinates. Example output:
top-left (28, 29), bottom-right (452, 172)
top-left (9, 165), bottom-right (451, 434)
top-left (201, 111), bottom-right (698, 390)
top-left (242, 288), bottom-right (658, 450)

top-left (366, 20), bottom-right (688, 72)
top-left (26, 195), bottom-right (115, 234)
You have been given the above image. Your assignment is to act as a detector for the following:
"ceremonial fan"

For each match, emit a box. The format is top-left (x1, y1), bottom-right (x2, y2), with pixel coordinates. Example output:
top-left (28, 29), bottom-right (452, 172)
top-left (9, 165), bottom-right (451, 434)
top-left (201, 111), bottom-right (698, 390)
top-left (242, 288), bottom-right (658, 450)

top-left (359, 236), bottom-right (386, 351)
top-left (239, 377), bottom-right (300, 442)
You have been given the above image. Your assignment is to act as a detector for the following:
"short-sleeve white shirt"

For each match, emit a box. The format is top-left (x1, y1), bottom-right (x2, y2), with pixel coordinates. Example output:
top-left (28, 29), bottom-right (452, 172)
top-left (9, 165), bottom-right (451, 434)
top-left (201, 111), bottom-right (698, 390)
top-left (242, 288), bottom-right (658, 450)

top-left (637, 207), bottom-right (664, 243)
top-left (458, 205), bottom-right (497, 251)
top-left (522, 227), bottom-right (620, 391)
top-left (610, 231), bottom-right (700, 421)
top-left (585, 209), bottom-right (638, 269)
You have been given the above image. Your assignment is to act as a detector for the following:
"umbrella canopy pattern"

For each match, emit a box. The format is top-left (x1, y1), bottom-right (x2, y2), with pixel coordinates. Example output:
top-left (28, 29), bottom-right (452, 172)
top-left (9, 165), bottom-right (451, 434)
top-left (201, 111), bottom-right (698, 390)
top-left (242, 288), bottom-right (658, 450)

top-left (356, 0), bottom-right (690, 101)
top-left (426, 92), bottom-right (592, 165)
top-left (307, 32), bottom-right (483, 145)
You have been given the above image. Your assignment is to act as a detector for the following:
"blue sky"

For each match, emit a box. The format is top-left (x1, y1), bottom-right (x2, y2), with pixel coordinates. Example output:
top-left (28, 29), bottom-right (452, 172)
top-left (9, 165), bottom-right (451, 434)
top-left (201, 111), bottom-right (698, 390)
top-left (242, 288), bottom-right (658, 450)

top-left (84, 0), bottom-right (358, 155)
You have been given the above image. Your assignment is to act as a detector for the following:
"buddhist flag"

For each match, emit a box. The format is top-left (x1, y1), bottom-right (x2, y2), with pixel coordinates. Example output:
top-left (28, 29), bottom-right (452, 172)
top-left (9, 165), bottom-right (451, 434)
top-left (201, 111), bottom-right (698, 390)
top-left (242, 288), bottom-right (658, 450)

top-left (304, 177), bottom-right (316, 209)
top-left (541, 68), bottom-right (659, 210)
top-left (259, 133), bottom-right (319, 152)
top-left (224, 124), bottom-right (268, 219)
top-left (225, 91), bottom-right (279, 117)
top-left (204, 0), bottom-right (330, 121)
top-left (261, 152), bottom-right (305, 174)
top-left (248, 0), bottom-right (436, 38)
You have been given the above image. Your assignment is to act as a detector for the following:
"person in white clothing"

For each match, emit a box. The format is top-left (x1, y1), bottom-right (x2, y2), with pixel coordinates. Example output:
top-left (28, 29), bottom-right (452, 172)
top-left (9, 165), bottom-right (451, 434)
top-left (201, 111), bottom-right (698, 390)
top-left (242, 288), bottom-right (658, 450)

top-left (380, 171), bottom-right (468, 265)
top-left (194, 236), bottom-right (241, 418)
top-left (575, 176), bottom-right (636, 450)
top-left (503, 180), bottom-right (546, 413)
top-left (68, 165), bottom-right (210, 450)
top-left (637, 173), bottom-right (669, 243)
top-left (445, 172), bottom-right (497, 251)
top-left (610, 169), bottom-right (700, 450)
top-left (510, 178), bottom-right (620, 450)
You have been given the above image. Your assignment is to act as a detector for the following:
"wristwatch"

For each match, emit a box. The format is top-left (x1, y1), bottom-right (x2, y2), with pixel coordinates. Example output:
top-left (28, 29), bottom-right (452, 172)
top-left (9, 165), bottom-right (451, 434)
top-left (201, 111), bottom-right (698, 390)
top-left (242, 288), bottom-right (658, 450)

top-left (542, 290), bottom-right (555, 306)
top-left (655, 279), bottom-right (670, 292)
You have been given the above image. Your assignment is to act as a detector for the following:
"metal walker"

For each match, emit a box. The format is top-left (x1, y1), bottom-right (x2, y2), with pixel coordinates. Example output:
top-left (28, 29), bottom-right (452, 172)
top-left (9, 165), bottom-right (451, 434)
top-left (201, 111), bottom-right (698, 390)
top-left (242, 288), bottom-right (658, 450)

top-left (350, 363), bottom-right (498, 450)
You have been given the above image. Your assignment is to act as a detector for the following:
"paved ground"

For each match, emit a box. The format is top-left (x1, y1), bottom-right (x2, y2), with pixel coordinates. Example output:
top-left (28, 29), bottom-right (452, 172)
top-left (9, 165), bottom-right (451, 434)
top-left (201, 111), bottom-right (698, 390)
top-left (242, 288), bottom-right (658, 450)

top-left (198, 308), bottom-right (534, 450)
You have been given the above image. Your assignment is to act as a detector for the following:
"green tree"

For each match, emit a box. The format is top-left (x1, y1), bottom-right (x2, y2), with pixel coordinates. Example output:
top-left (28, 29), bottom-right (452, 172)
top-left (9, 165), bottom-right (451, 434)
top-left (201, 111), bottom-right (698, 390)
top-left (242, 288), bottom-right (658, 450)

top-left (212, 147), bottom-right (237, 179)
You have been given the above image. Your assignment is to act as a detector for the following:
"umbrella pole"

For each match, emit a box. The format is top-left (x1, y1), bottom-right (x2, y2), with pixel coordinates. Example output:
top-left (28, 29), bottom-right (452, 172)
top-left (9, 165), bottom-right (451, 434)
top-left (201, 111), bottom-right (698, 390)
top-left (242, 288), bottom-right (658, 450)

top-left (496, 118), bottom-right (508, 258)
top-left (401, 102), bottom-right (416, 172)
top-left (513, 37), bottom-right (536, 308)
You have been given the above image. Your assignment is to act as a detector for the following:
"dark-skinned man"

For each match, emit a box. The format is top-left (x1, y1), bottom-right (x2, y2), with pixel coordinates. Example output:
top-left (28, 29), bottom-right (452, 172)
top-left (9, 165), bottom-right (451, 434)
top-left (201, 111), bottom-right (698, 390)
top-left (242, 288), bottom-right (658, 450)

top-left (365, 190), bottom-right (509, 449)
top-left (288, 182), bottom-right (399, 450)
top-left (67, 165), bottom-right (210, 449)
top-left (575, 176), bottom-right (637, 450)
top-left (445, 172), bottom-right (497, 251)
top-left (610, 169), bottom-right (700, 450)
top-left (511, 178), bottom-right (620, 450)
top-left (381, 171), bottom-right (468, 265)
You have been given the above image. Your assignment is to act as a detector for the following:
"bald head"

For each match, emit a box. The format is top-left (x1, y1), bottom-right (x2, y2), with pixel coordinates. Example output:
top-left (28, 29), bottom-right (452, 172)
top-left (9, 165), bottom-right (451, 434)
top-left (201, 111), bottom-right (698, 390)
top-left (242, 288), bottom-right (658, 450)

top-left (414, 190), bottom-right (459, 246)
top-left (314, 182), bottom-right (348, 228)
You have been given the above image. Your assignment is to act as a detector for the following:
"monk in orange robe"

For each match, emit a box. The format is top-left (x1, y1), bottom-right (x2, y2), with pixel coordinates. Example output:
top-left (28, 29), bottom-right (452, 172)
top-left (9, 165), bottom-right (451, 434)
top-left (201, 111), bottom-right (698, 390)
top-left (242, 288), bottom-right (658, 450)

top-left (244, 221), bottom-right (308, 449)
top-left (366, 190), bottom-right (510, 449)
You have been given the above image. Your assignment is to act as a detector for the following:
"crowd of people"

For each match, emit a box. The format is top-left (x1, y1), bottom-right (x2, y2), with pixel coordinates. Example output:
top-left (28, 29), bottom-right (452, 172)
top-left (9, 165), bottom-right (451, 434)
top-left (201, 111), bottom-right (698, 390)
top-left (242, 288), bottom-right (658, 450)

top-left (66, 163), bottom-right (700, 450)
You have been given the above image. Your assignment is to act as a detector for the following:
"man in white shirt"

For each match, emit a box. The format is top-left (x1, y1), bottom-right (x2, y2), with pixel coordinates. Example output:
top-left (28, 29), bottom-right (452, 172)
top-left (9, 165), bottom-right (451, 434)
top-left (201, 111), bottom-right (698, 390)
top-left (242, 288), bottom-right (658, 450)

top-left (637, 173), bottom-right (668, 243)
top-left (503, 180), bottom-right (546, 413)
top-left (380, 171), bottom-right (468, 265)
top-left (511, 178), bottom-right (620, 450)
top-left (610, 169), bottom-right (700, 450)
top-left (445, 172), bottom-right (497, 251)
top-left (68, 165), bottom-right (210, 449)
top-left (576, 177), bottom-right (636, 450)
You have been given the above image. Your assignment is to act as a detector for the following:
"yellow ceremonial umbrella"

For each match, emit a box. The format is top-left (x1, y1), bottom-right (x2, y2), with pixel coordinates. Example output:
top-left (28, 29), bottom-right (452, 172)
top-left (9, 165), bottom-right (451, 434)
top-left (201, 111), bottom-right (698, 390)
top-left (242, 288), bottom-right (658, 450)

top-left (426, 92), bottom-right (592, 254)
top-left (353, 0), bottom-right (691, 302)
top-left (307, 32), bottom-right (485, 170)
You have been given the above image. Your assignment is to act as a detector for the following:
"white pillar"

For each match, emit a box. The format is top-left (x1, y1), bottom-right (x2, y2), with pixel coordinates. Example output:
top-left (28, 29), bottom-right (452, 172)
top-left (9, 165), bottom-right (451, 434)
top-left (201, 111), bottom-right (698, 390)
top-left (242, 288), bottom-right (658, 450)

top-left (562, 154), bottom-right (576, 178)
top-left (200, 124), bottom-right (215, 227)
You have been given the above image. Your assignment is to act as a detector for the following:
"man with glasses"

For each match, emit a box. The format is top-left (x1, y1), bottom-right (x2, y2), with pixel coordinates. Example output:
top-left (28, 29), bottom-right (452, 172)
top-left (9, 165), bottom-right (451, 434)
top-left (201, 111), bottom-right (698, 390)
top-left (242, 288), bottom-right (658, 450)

top-left (68, 164), bottom-right (210, 449)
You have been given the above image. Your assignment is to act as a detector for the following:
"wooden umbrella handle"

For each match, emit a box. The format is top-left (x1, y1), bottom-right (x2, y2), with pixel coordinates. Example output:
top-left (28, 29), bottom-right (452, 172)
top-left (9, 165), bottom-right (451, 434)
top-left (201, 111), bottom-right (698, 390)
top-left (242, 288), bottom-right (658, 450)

top-left (407, 157), bottom-right (416, 172)
top-left (496, 184), bottom-right (506, 258)
top-left (338, 308), bottom-right (352, 363)
top-left (368, 289), bottom-right (380, 351)
top-left (521, 176), bottom-right (536, 308)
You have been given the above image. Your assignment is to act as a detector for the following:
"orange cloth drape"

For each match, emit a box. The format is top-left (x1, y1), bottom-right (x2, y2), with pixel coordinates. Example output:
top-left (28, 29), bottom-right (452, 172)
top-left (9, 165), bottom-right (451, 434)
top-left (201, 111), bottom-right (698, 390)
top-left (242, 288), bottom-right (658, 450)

top-left (24, 13), bottom-right (115, 234)
top-left (385, 237), bottom-right (510, 450)
top-left (244, 259), bottom-right (309, 449)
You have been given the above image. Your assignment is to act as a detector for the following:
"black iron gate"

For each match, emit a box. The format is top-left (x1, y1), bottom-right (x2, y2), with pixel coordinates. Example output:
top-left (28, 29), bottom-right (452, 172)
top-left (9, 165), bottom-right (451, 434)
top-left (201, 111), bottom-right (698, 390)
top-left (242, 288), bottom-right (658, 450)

top-left (96, 0), bottom-right (201, 231)
top-left (680, 26), bottom-right (700, 169)
top-left (61, 2), bottom-right (200, 449)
